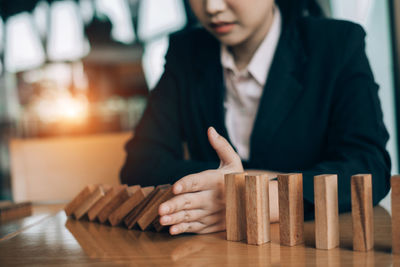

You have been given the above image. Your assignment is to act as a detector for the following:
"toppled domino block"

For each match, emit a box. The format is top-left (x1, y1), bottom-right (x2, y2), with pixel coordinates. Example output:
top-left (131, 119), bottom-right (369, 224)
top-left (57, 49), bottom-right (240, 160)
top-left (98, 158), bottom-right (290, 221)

top-left (124, 184), bottom-right (170, 230)
top-left (109, 186), bottom-right (154, 226)
top-left (73, 184), bottom-right (112, 220)
top-left (97, 185), bottom-right (141, 224)
top-left (137, 185), bottom-right (174, 231)
top-left (65, 185), bottom-right (98, 216)
top-left (87, 185), bottom-right (127, 221)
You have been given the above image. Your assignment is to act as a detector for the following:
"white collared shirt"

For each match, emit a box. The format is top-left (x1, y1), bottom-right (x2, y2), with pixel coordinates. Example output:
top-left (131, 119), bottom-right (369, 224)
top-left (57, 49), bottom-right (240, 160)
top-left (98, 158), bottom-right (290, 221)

top-left (221, 7), bottom-right (282, 160)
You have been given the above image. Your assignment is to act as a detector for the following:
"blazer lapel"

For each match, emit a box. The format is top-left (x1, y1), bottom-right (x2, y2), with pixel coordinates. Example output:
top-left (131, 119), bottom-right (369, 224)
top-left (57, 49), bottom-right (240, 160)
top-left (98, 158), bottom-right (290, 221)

top-left (250, 27), bottom-right (307, 160)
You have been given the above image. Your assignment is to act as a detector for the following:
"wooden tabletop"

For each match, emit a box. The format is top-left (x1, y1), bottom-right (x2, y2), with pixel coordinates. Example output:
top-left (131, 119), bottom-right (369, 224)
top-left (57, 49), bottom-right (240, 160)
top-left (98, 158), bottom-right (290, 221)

top-left (0, 205), bottom-right (399, 266)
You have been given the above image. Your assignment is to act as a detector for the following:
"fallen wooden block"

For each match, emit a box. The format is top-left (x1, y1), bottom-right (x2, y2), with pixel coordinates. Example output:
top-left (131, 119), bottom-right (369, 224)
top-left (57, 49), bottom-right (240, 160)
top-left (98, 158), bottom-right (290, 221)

top-left (351, 174), bottom-right (374, 252)
top-left (97, 185), bottom-right (141, 224)
top-left (245, 174), bottom-right (270, 245)
top-left (392, 175), bottom-right (400, 254)
top-left (152, 216), bottom-right (165, 232)
top-left (225, 172), bottom-right (246, 242)
top-left (314, 174), bottom-right (339, 250)
top-left (137, 185), bottom-right (174, 231)
top-left (87, 185), bottom-right (127, 221)
top-left (65, 185), bottom-right (97, 216)
top-left (278, 173), bottom-right (304, 246)
top-left (0, 201), bottom-right (32, 221)
top-left (73, 185), bottom-right (111, 220)
top-left (124, 184), bottom-right (169, 230)
top-left (108, 186), bottom-right (154, 226)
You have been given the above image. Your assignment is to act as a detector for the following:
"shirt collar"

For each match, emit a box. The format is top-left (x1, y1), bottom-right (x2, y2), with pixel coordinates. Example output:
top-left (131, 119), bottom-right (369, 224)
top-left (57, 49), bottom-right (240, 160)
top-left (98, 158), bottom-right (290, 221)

top-left (221, 6), bottom-right (282, 86)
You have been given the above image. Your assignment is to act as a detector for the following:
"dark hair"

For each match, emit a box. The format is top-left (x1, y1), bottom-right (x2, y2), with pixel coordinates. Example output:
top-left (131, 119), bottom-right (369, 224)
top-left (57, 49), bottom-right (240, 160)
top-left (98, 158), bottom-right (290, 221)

top-left (276, 0), bottom-right (324, 24)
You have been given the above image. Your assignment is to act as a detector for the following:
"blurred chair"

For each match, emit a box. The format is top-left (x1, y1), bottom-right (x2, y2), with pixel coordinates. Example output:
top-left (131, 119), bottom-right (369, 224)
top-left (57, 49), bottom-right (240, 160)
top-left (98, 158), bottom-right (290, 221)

top-left (10, 132), bottom-right (132, 202)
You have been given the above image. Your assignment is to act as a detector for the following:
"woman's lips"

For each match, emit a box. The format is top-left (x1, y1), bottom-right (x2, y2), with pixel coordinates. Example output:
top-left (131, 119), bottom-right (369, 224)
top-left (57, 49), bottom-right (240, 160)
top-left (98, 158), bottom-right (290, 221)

top-left (210, 22), bottom-right (236, 34)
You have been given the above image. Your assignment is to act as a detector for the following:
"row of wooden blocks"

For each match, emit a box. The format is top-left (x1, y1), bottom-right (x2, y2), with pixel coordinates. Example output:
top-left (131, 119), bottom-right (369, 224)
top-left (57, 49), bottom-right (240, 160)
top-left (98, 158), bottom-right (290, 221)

top-left (225, 173), bottom-right (378, 252)
top-left (64, 184), bottom-right (174, 231)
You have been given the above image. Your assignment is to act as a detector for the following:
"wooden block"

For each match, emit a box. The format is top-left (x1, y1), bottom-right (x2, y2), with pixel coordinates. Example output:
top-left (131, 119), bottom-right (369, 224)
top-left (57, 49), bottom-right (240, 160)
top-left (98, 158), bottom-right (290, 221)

top-left (87, 185), bottom-right (127, 221)
top-left (64, 185), bottom-right (97, 216)
top-left (225, 172), bottom-right (246, 241)
top-left (392, 175), bottom-right (400, 254)
top-left (108, 186), bottom-right (154, 226)
top-left (351, 174), bottom-right (374, 251)
top-left (278, 173), bottom-right (304, 246)
top-left (245, 174), bottom-right (270, 245)
top-left (124, 184), bottom-right (169, 230)
top-left (314, 174), bottom-right (339, 250)
top-left (0, 202), bottom-right (32, 221)
top-left (97, 185), bottom-right (140, 224)
top-left (137, 185), bottom-right (174, 231)
top-left (152, 216), bottom-right (165, 232)
top-left (73, 185), bottom-right (111, 220)
top-left (142, 186), bottom-right (155, 198)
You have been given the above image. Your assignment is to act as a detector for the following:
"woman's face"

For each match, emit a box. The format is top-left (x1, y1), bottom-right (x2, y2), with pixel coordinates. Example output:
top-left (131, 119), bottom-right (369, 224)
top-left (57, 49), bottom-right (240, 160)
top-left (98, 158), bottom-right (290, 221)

top-left (189, 0), bottom-right (275, 47)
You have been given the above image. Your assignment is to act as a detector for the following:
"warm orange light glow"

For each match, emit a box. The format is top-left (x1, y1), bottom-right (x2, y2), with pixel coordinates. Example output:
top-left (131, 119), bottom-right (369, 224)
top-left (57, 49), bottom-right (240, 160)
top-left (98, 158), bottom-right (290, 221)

top-left (32, 90), bottom-right (89, 124)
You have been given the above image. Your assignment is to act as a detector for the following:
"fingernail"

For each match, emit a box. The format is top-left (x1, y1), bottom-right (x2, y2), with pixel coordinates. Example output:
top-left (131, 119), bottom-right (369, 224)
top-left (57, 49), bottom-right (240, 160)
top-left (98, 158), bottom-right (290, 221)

top-left (171, 227), bottom-right (179, 235)
top-left (161, 216), bottom-right (170, 224)
top-left (175, 184), bottom-right (183, 194)
top-left (209, 127), bottom-right (218, 138)
top-left (160, 205), bottom-right (170, 214)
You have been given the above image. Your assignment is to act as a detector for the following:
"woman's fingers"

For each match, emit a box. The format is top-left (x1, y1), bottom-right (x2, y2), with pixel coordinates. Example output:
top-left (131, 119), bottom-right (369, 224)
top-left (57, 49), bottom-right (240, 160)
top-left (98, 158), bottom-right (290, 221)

top-left (160, 209), bottom-right (207, 225)
top-left (159, 190), bottom-right (220, 216)
top-left (173, 169), bottom-right (222, 194)
top-left (160, 208), bottom-right (224, 226)
top-left (197, 222), bottom-right (226, 234)
top-left (207, 127), bottom-right (243, 169)
top-left (169, 212), bottom-right (225, 235)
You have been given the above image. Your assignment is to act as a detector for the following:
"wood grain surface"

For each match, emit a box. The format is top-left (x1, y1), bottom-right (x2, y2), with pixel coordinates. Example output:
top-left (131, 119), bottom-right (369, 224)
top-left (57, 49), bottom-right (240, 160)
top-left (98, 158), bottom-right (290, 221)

top-left (314, 174), bottom-right (339, 250)
top-left (245, 174), bottom-right (270, 245)
top-left (392, 175), bottom-right (400, 254)
top-left (0, 204), bottom-right (394, 266)
top-left (351, 174), bottom-right (374, 251)
top-left (278, 173), bottom-right (304, 246)
top-left (225, 172), bottom-right (247, 242)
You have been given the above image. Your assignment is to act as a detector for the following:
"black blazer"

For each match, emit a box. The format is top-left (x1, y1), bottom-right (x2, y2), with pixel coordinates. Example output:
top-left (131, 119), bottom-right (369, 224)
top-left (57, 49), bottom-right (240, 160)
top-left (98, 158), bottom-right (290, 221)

top-left (121, 17), bottom-right (391, 216)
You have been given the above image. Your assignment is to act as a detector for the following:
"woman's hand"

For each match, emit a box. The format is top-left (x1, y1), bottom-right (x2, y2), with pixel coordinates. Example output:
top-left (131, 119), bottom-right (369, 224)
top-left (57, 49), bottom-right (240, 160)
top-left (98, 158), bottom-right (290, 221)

top-left (158, 127), bottom-right (243, 235)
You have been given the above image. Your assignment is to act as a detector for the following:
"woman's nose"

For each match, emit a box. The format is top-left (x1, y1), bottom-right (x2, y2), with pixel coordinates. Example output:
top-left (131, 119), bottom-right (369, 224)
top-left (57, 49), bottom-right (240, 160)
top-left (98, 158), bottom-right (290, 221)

top-left (205, 0), bottom-right (227, 16)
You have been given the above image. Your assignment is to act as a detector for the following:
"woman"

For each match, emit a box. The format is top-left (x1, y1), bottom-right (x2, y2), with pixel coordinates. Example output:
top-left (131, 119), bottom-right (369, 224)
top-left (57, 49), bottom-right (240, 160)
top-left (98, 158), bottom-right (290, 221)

top-left (121, 0), bottom-right (391, 235)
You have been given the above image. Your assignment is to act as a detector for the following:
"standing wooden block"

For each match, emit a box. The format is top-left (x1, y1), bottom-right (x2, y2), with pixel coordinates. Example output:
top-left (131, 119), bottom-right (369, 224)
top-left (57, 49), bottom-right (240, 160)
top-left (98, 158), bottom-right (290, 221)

top-left (98, 185), bottom-right (140, 224)
top-left (225, 172), bottom-right (246, 241)
top-left (108, 186), bottom-right (154, 226)
top-left (73, 185), bottom-right (111, 220)
top-left (351, 174), bottom-right (374, 251)
top-left (245, 174), bottom-right (270, 245)
top-left (314, 174), bottom-right (339, 250)
top-left (87, 185), bottom-right (127, 221)
top-left (392, 175), bottom-right (400, 254)
top-left (64, 185), bottom-right (97, 216)
top-left (278, 173), bottom-right (304, 246)
top-left (124, 184), bottom-right (169, 230)
top-left (137, 186), bottom-right (174, 231)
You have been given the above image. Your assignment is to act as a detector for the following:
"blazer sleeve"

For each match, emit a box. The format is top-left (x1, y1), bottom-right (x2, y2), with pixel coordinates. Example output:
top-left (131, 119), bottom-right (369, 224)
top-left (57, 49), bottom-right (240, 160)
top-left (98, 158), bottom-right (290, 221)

top-left (120, 36), bottom-right (219, 186)
top-left (301, 24), bottom-right (391, 213)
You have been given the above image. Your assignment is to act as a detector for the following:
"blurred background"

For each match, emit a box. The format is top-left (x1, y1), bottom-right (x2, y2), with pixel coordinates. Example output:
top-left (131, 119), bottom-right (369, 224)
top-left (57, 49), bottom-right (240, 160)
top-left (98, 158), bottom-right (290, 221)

top-left (0, 0), bottom-right (399, 211)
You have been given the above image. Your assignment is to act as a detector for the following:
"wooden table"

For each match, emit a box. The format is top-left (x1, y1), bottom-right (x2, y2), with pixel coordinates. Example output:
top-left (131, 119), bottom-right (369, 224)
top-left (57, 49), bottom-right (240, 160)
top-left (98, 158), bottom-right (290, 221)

top-left (0, 205), bottom-right (398, 266)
